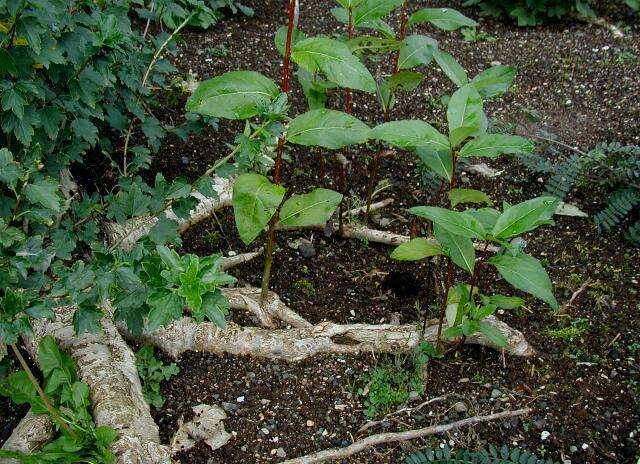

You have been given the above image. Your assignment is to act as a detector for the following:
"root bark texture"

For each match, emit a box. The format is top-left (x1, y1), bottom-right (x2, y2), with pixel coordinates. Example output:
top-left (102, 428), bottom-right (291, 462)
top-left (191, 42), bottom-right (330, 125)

top-left (23, 304), bottom-right (172, 464)
top-left (121, 314), bottom-right (534, 361)
top-left (0, 411), bottom-right (55, 464)
top-left (279, 408), bottom-right (532, 464)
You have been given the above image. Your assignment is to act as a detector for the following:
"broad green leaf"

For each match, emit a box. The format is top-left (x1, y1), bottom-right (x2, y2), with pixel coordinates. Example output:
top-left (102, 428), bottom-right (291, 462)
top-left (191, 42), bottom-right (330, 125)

top-left (347, 36), bottom-right (401, 55)
top-left (492, 196), bottom-right (558, 239)
top-left (470, 65), bottom-right (517, 98)
top-left (467, 207), bottom-right (500, 231)
top-left (24, 179), bottom-right (60, 212)
top-left (287, 109), bottom-right (370, 149)
top-left (146, 291), bottom-right (184, 332)
top-left (351, 0), bottom-right (404, 25)
top-left (186, 71), bottom-right (279, 119)
top-left (232, 174), bottom-right (285, 245)
top-left (386, 71), bottom-right (423, 91)
top-left (371, 120), bottom-right (449, 152)
top-left (274, 26), bottom-right (307, 56)
top-left (448, 188), bottom-right (492, 208)
top-left (447, 85), bottom-right (486, 147)
top-left (459, 134), bottom-right (533, 158)
top-left (157, 245), bottom-right (181, 271)
top-left (292, 37), bottom-right (376, 92)
top-left (488, 294), bottom-right (525, 309)
top-left (73, 306), bottom-right (103, 335)
top-left (434, 224), bottom-right (475, 274)
top-left (331, 8), bottom-right (396, 38)
top-left (478, 321), bottom-right (508, 347)
top-left (489, 252), bottom-right (558, 309)
top-left (397, 35), bottom-right (438, 70)
top-left (335, 0), bottom-right (365, 7)
top-left (71, 118), bottom-right (98, 145)
top-left (278, 188), bottom-right (342, 227)
top-left (433, 50), bottom-right (468, 87)
top-left (390, 237), bottom-right (442, 261)
top-left (148, 216), bottom-right (179, 245)
top-left (445, 284), bottom-right (469, 327)
top-left (0, 148), bottom-right (23, 189)
top-left (409, 206), bottom-right (485, 238)
top-left (408, 8), bottom-right (477, 30)
top-left (416, 147), bottom-right (453, 182)
top-left (199, 290), bottom-right (229, 327)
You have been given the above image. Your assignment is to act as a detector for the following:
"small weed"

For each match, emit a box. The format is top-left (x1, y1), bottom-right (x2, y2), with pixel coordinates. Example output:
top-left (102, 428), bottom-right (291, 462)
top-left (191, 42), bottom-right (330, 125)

top-left (292, 278), bottom-right (316, 298)
top-left (203, 231), bottom-right (222, 246)
top-left (135, 345), bottom-right (180, 408)
top-left (207, 44), bottom-right (229, 57)
top-left (546, 317), bottom-right (590, 341)
top-left (460, 27), bottom-right (496, 42)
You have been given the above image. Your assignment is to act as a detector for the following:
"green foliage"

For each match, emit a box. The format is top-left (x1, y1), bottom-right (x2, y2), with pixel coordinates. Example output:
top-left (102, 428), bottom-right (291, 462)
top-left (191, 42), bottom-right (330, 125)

top-left (287, 109), bottom-right (371, 149)
top-left (405, 444), bottom-right (559, 464)
top-left (516, 142), bottom-right (640, 246)
top-left (358, 342), bottom-right (438, 418)
top-left (135, 344), bottom-right (179, 408)
top-left (0, 336), bottom-right (118, 463)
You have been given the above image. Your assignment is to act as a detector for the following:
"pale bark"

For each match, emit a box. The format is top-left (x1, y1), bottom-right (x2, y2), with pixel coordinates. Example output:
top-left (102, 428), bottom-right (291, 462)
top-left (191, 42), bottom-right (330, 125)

top-left (0, 411), bottom-right (55, 464)
top-left (279, 408), bottom-right (532, 464)
top-left (22, 304), bottom-right (173, 464)
top-left (120, 315), bottom-right (534, 362)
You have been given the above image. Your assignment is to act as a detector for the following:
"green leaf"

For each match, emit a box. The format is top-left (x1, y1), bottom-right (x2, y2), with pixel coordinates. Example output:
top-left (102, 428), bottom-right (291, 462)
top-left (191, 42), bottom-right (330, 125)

top-left (478, 321), bottom-right (508, 348)
top-left (232, 173), bottom-right (285, 245)
top-left (386, 71), bottom-right (423, 91)
top-left (199, 290), bottom-right (229, 327)
top-left (146, 292), bottom-right (184, 332)
top-left (94, 426), bottom-right (118, 449)
top-left (416, 147), bottom-right (453, 182)
top-left (492, 196), bottom-right (558, 239)
top-left (350, 0), bottom-right (404, 25)
top-left (156, 245), bottom-right (181, 271)
top-left (470, 65), bottom-right (517, 98)
top-left (292, 37), bottom-right (376, 92)
top-left (408, 8), bottom-right (477, 30)
top-left (433, 49), bottom-right (468, 87)
top-left (24, 179), bottom-right (61, 212)
top-left (287, 109), bottom-right (370, 149)
top-left (447, 85), bottom-right (486, 147)
top-left (371, 120), bottom-right (449, 152)
top-left (459, 134), bottom-right (533, 159)
top-left (390, 237), bottom-right (442, 261)
top-left (278, 188), bottom-right (342, 227)
top-left (73, 306), bottom-right (103, 335)
top-left (434, 224), bottom-right (475, 274)
top-left (70, 118), bottom-right (98, 145)
top-left (488, 294), bottom-right (525, 309)
top-left (409, 206), bottom-right (485, 238)
top-left (1, 88), bottom-right (26, 119)
top-left (448, 188), bottom-right (492, 208)
top-left (397, 35), bottom-right (438, 70)
top-left (148, 216), bottom-right (179, 245)
top-left (0, 148), bottom-right (23, 189)
top-left (274, 26), bottom-right (307, 56)
top-left (467, 207), bottom-right (501, 231)
top-left (489, 252), bottom-right (558, 309)
top-left (186, 71), bottom-right (279, 119)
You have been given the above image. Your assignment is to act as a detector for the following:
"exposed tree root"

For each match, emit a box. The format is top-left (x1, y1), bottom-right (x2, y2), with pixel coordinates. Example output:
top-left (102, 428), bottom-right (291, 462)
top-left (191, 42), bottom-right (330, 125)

top-left (0, 411), bottom-right (55, 464)
top-left (22, 304), bottom-right (172, 464)
top-left (279, 408), bottom-right (532, 464)
top-left (120, 314), bottom-right (534, 361)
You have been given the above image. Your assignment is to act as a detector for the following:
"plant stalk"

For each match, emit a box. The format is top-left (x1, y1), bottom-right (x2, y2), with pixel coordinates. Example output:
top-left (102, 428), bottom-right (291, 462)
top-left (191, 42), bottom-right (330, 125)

top-left (260, 0), bottom-right (297, 307)
top-left (10, 343), bottom-right (76, 439)
top-left (392, 0), bottom-right (409, 75)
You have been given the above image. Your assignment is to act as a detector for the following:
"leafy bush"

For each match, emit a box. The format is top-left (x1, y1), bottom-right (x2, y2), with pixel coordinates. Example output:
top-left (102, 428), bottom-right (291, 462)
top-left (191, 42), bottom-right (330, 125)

top-left (0, 336), bottom-right (118, 463)
top-left (463, 0), bottom-right (638, 26)
top-left (405, 444), bottom-right (559, 464)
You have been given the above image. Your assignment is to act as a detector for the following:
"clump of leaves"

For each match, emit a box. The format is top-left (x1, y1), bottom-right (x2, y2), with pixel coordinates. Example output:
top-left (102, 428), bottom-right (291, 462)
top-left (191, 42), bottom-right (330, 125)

top-left (135, 345), bottom-right (179, 408)
top-left (405, 444), bottom-right (559, 464)
top-left (359, 342), bottom-right (438, 419)
top-left (0, 336), bottom-right (118, 463)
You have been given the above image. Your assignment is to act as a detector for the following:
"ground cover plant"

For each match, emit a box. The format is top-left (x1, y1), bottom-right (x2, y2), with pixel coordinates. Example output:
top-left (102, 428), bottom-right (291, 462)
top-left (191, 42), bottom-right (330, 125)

top-left (0, 0), bottom-right (639, 463)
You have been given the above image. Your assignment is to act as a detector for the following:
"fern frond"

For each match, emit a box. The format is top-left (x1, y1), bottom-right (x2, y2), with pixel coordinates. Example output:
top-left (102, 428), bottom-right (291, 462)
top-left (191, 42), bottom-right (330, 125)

top-left (625, 219), bottom-right (640, 247)
top-left (594, 188), bottom-right (640, 232)
top-left (515, 152), bottom-right (554, 174)
top-left (404, 445), bottom-right (558, 464)
top-left (544, 154), bottom-right (584, 199)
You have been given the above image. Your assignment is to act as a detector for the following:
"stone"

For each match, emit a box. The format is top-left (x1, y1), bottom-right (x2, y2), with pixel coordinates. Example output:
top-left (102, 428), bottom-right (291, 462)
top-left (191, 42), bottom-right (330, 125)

top-left (276, 448), bottom-right (286, 458)
top-left (491, 389), bottom-right (502, 399)
top-left (453, 401), bottom-right (468, 413)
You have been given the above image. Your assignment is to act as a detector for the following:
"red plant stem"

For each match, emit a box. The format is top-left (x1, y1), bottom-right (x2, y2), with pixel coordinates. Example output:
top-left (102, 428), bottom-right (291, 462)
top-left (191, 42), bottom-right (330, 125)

top-left (468, 241), bottom-right (490, 297)
top-left (392, 0), bottom-right (410, 74)
top-left (319, 151), bottom-right (325, 180)
top-left (261, 0), bottom-right (298, 306)
top-left (344, 7), bottom-right (354, 114)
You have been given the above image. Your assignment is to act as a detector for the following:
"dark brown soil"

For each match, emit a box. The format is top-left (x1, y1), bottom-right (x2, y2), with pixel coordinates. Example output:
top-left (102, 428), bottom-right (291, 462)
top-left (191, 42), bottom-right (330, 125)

top-left (2, 1), bottom-right (639, 463)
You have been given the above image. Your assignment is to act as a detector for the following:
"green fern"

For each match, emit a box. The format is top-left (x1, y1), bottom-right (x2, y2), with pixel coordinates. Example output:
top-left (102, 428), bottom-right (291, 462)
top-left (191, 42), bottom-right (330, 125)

top-left (544, 154), bottom-right (583, 199)
top-left (594, 188), bottom-right (640, 232)
top-left (405, 444), bottom-right (558, 464)
top-left (627, 219), bottom-right (640, 246)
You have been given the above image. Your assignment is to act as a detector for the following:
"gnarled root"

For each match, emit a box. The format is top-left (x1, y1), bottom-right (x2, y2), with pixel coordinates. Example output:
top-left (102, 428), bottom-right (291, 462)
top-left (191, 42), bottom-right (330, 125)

top-left (22, 304), bottom-right (172, 464)
top-left (0, 411), bottom-right (55, 464)
top-left (120, 315), bottom-right (534, 362)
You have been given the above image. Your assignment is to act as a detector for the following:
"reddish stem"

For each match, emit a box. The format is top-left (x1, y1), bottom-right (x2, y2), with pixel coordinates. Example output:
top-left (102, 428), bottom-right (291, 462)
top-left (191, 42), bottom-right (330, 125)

top-left (392, 0), bottom-right (410, 74)
top-left (344, 7), bottom-right (354, 114)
